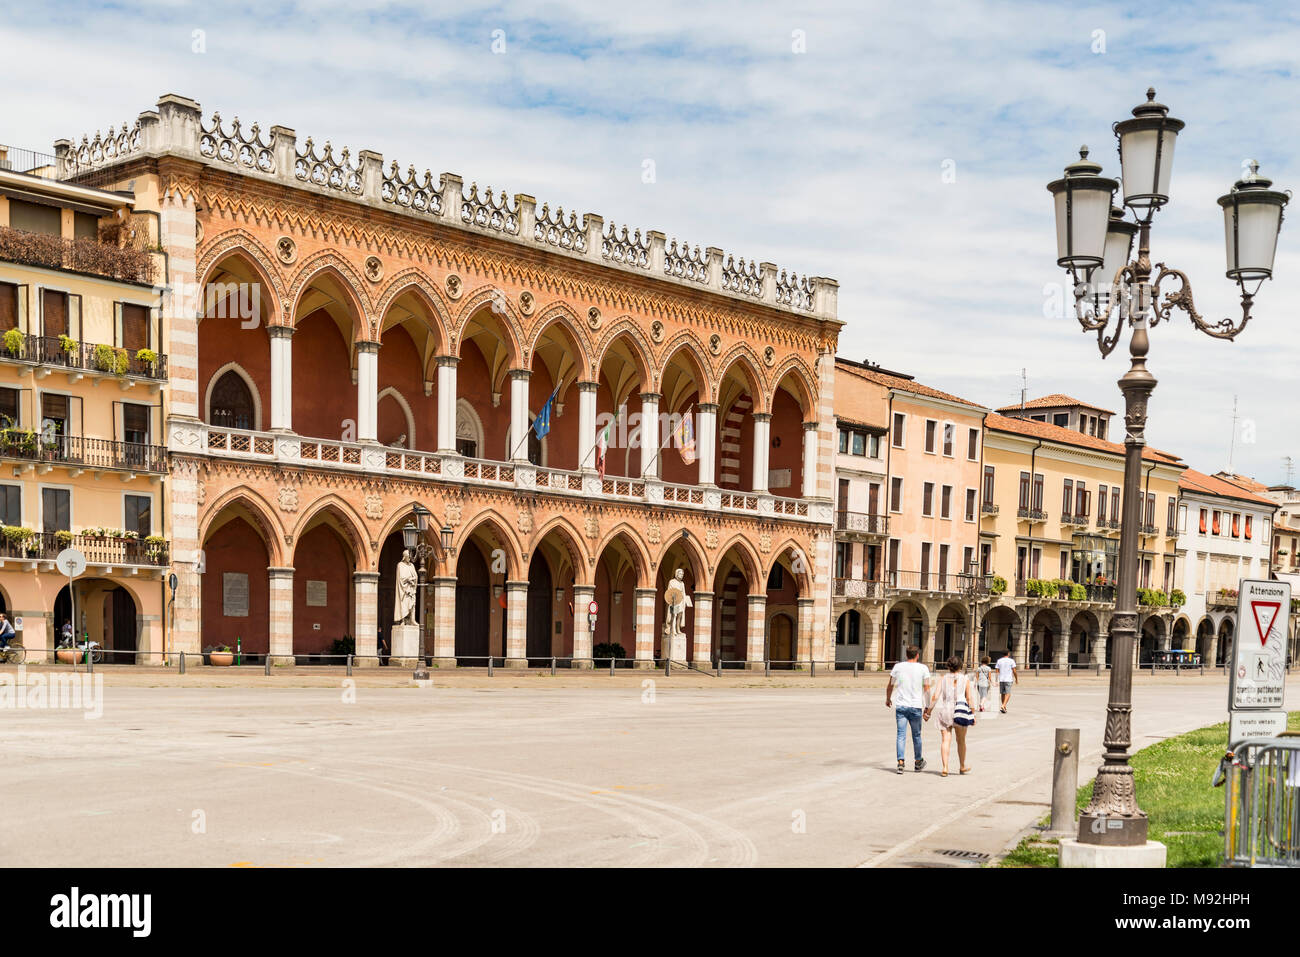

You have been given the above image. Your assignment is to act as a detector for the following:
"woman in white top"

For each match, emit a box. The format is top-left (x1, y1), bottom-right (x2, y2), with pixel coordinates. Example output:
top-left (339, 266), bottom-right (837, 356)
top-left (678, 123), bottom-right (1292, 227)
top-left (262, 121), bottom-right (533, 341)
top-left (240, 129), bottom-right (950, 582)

top-left (924, 656), bottom-right (978, 776)
top-left (975, 656), bottom-right (993, 711)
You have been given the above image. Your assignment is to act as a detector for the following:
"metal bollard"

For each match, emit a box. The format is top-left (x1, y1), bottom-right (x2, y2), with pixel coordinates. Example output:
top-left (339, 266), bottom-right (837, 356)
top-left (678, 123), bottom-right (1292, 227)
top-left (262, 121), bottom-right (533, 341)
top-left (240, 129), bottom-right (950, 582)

top-left (764, 659), bottom-right (770, 677)
top-left (179, 651), bottom-right (186, 675)
top-left (264, 655), bottom-right (271, 675)
top-left (715, 659), bottom-right (720, 678)
top-left (347, 654), bottom-right (353, 676)
top-left (665, 657), bottom-right (671, 676)
top-left (609, 656), bottom-right (615, 677)
top-left (87, 651), bottom-right (94, 673)
top-left (488, 656), bottom-right (494, 677)
top-left (811, 659), bottom-right (816, 678)
top-left (853, 661), bottom-right (858, 678)
top-left (550, 657), bottom-right (556, 676)
top-left (1050, 728), bottom-right (1080, 835)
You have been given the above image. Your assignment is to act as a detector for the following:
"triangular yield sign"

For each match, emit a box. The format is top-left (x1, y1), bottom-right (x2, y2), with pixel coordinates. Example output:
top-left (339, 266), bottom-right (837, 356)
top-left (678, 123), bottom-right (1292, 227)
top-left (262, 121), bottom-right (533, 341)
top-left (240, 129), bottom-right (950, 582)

top-left (1250, 600), bottom-right (1281, 647)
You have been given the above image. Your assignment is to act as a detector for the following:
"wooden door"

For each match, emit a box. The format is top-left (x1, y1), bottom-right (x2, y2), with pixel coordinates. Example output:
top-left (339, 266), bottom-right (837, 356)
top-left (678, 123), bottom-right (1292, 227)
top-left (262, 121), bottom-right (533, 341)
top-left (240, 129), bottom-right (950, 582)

top-left (526, 553), bottom-right (553, 663)
top-left (455, 545), bottom-right (491, 661)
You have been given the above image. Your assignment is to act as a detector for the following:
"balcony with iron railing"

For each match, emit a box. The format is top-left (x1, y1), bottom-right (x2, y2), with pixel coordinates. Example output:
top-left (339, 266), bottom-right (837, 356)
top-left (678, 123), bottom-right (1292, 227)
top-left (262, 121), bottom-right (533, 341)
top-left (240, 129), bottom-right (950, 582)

top-left (1014, 579), bottom-right (1116, 604)
top-left (834, 510), bottom-right (888, 537)
top-left (887, 569), bottom-right (965, 594)
top-left (833, 577), bottom-right (885, 600)
top-left (197, 423), bottom-right (830, 525)
top-left (1141, 523), bottom-right (1159, 536)
top-left (1061, 511), bottom-right (1091, 527)
top-left (0, 530), bottom-right (169, 566)
top-left (1, 332), bottom-right (167, 381)
top-left (981, 501), bottom-right (999, 516)
top-left (0, 430), bottom-right (166, 473)
top-left (1016, 506), bottom-right (1048, 521)
top-left (0, 225), bottom-right (157, 285)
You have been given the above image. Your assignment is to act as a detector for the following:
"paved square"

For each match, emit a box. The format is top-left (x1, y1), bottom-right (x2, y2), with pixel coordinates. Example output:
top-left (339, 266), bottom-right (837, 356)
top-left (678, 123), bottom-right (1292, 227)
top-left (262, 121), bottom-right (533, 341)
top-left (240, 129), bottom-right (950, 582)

top-left (0, 673), bottom-right (1263, 866)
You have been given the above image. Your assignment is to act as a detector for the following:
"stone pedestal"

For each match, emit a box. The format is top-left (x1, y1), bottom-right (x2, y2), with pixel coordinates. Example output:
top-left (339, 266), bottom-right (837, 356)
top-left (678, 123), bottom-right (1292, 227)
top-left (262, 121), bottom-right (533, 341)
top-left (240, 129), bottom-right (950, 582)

top-left (1059, 838), bottom-right (1166, 868)
top-left (390, 623), bottom-right (420, 668)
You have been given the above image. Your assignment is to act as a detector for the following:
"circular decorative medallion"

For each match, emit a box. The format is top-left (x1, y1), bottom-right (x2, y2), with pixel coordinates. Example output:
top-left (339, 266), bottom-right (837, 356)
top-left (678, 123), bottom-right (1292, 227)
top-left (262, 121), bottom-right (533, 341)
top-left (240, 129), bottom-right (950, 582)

top-left (519, 291), bottom-right (535, 316)
top-left (195, 220), bottom-right (204, 243)
top-left (764, 345), bottom-right (775, 366)
top-left (709, 334), bottom-right (721, 355)
top-left (276, 236), bottom-right (297, 264)
top-left (364, 256), bottom-right (384, 283)
top-left (446, 274), bottom-right (463, 299)
top-left (651, 320), bottom-right (664, 343)
top-left (587, 306), bottom-right (601, 330)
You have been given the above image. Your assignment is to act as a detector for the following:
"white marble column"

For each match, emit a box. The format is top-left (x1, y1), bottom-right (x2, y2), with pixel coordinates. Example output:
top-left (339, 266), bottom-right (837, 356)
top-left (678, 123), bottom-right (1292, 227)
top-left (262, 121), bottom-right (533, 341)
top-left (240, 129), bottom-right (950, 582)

top-left (802, 420), bottom-right (819, 498)
top-left (352, 571), bottom-right (379, 666)
top-left (436, 356), bottom-right (458, 453)
top-left (746, 593), bottom-right (768, 667)
top-left (639, 392), bottom-right (660, 477)
top-left (751, 412), bottom-right (771, 493)
top-left (432, 576), bottom-right (457, 666)
top-left (269, 325), bottom-right (294, 432)
top-left (692, 591), bottom-right (714, 665)
top-left (268, 567), bottom-right (295, 665)
top-left (505, 580), bottom-right (528, 666)
top-left (633, 587), bottom-right (656, 667)
top-left (577, 382), bottom-right (598, 472)
top-left (509, 370), bottom-right (531, 462)
top-left (696, 404), bottom-right (717, 485)
top-left (572, 583), bottom-right (595, 667)
top-left (356, 341), bottom-right (379, 443)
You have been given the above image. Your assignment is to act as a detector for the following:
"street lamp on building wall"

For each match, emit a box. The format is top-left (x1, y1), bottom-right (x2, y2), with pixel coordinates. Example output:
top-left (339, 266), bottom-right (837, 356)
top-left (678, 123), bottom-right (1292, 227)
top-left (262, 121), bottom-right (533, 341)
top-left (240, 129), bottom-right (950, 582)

top-left (1048, 88), bottom-right (1288, 850)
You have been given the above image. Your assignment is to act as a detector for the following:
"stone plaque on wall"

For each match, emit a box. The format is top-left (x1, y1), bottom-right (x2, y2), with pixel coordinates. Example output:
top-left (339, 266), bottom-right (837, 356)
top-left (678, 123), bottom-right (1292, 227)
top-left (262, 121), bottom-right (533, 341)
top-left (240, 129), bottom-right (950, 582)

top-left (768, 468), bottom-right (792, 490)
top-left (306, 580), bottom-right (328, 607)
top-left (223, 572), bottom-right (249, 617)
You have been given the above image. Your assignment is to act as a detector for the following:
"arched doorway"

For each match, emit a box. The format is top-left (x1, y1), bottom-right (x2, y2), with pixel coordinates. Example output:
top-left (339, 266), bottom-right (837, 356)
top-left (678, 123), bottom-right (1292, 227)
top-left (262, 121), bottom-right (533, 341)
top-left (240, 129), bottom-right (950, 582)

top-left (981, 606), bottom-right (1020, 662)
top-left (1217, 617), bottom-right (1235, 666)
top-left (526, 552), bottom-right (554, 663)
top-left (1029, 609), bottom-right (1061, 666)
top-left (1196, 617), bottom-right (1215, 662)
top-left (201, 504), bottom-right (274, 656)
top-left (835, 609), bottom-right (863, 667)
top-left (55, 580), bottom-right (137, 661)
top-left (935, 602), bottom-right (968, 664)
top-left (1070, 611), bottom-right (1100, 664)
top-left (209, 368), bottom-right (257, 430)
top-left (455, 544), bottom-right (491, 662)
top-left (884, 600), bottom-right (926, 667)
top-left (768, 613), bottom-right (795, 667)
top-left (1140, 616), bottom-right (1164, 664)
top-left (100, 586), bottom-right (138, 663)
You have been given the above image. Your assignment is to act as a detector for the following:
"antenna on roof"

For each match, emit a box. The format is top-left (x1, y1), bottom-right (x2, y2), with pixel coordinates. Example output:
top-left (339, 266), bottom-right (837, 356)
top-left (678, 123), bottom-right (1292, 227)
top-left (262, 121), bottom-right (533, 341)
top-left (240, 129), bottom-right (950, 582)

top-left (1227, 395), bottom-right (1239, 473)
top-left (1020, 369), bottom-right (1027, 411)
top-left (1285, 455), bottom-right (1295, 487)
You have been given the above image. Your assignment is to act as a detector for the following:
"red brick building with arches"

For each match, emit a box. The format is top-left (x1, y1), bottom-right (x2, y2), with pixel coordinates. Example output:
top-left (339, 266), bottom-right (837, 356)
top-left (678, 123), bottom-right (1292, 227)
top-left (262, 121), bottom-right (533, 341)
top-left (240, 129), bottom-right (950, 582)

top-left (61, 94), bottom-right (840, 667)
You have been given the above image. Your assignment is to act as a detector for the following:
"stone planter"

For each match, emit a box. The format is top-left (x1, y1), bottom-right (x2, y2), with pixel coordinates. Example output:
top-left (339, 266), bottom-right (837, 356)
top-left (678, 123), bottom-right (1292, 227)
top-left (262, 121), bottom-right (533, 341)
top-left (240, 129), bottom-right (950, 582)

top-left (209, 651), bottom-right (234, 667)
top-left (55, 649), bottom-right (79, 664)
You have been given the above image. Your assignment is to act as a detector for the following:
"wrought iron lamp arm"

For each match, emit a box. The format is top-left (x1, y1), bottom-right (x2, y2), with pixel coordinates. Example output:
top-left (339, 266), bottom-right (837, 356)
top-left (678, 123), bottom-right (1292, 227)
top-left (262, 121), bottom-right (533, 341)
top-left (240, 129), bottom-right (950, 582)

top-left (1150, 264), bottom-right (1254, 341)
top-left (1072, 263), bottom-right (1132, 333)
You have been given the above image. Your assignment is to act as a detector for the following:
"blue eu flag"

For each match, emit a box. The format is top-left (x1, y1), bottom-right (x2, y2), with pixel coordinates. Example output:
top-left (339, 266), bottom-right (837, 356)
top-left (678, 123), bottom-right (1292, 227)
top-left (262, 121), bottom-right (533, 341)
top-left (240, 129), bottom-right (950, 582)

top-left (533, 385), bottom-right (559, 440)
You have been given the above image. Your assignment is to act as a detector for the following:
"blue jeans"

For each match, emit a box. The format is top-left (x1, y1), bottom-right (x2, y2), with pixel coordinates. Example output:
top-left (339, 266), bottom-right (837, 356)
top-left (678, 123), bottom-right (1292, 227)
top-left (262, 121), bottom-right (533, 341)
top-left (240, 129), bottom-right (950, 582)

top-left (895, 706), bottom-right (923, 762)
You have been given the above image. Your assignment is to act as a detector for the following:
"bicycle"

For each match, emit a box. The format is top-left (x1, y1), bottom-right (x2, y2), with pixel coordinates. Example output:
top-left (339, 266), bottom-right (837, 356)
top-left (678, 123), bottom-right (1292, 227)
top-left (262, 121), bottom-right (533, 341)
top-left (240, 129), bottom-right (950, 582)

top-left (0, 641), bottom-right (26, 664)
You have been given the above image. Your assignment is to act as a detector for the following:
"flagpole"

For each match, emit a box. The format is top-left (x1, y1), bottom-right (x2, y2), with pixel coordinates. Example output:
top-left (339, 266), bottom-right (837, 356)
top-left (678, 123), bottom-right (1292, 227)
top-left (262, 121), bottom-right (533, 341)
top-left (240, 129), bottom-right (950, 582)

top-left (508, 378), bottom-right (562, 462)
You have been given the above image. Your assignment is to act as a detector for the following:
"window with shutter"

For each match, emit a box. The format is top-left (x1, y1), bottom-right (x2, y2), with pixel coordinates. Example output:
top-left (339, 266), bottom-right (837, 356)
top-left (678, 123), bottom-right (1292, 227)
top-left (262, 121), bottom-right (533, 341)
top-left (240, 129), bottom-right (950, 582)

top-left (120, 302), bottom-right (150, 351)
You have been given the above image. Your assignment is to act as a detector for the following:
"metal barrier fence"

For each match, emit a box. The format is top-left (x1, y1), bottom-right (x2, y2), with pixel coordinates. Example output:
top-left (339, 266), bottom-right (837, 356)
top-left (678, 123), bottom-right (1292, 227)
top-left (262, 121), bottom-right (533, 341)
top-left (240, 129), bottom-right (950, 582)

top-left (1215, 737), bottom-right (1300, 868)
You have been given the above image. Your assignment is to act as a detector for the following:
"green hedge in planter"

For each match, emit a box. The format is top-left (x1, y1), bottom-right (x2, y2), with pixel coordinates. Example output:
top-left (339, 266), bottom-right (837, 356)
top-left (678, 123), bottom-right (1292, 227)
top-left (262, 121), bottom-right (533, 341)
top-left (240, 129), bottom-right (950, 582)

top-left (593, 642), bottom-right (627, 659)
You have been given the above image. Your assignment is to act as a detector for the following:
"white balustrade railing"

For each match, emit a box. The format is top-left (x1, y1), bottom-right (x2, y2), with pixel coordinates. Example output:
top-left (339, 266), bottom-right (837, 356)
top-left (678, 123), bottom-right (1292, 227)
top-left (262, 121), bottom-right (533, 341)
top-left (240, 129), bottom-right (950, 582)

top-left (181, 423), bottom-right (828, 524)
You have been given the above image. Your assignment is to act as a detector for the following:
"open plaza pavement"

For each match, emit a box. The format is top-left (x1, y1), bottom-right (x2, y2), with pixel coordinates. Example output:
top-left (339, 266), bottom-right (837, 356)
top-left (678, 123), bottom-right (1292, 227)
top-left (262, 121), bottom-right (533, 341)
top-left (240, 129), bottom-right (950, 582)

top-left (0, 666), bottom-right (1269, 867)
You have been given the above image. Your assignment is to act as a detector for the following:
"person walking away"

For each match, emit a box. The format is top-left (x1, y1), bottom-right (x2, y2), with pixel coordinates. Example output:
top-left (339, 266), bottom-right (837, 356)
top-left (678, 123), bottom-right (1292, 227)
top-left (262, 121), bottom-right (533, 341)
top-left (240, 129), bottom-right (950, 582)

top-left (1029, 641), bottom-right (1041, 664)
top-left (924, 656), bottom-right (977, 775)
top-left (975, 655), bottom-right (993, 711)
top-left (885, 645), bottom-right (931, 774)
top-left (996, 648), bottom-right (1018, 713)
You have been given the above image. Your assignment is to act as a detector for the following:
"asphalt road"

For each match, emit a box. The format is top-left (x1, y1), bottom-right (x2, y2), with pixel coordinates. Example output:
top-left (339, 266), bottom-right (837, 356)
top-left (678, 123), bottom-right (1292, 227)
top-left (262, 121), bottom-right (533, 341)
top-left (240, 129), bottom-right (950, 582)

top-left (0, 675), bottom-right (1261, 866)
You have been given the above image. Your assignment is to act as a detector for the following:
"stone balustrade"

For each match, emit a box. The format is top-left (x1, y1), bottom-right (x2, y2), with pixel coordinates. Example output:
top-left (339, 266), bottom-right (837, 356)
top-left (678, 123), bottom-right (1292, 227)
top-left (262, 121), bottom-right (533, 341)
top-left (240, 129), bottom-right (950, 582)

top-left (55, 95), bottom-right (838, 320)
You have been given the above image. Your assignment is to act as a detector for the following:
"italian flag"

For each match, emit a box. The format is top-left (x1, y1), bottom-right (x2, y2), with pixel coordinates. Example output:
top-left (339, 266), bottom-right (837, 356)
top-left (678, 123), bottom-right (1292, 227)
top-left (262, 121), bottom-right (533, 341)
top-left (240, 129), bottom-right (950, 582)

top-left (596, 418), bottom-right (611, 478)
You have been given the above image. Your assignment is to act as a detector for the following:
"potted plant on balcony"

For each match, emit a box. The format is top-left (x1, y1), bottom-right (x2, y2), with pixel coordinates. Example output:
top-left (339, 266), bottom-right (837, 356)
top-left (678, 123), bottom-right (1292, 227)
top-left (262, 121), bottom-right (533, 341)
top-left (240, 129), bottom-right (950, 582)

top-left (3, 328), bottom-right (24, 358)
top-left (1070, 583), bottom-right (1087, 601)
top-left (54, 529), bottom-right (73, 548)
top-left (989, 575), bottom-right (1007, 596)
top-left (135, 347), bottom-right (158, 375)
top-left (143, 535), bottom-right (166, 563)
top-left (57, 334), bottom-right (77, 362)
top-left (0, 425), bottom-right (37, 457)
top-left (208, 644), bottom-right (234, 667)
top-left (1170, 589), bottom-right (1186, 608)
top-left (91, 344), bottom-right (129, 376)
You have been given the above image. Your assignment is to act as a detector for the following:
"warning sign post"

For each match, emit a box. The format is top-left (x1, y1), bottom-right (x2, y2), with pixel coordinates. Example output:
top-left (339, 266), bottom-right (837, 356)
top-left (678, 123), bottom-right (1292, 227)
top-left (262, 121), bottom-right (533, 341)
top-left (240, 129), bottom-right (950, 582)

top-left (1228, 578), bottom-right (1290, 715)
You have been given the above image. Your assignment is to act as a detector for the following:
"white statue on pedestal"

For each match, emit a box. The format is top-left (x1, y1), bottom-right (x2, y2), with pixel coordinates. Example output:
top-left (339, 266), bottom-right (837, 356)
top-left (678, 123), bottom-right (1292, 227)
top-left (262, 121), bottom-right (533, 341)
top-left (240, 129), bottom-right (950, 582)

top-left (663, 567), bottom-right (692, 659)
top-left (394, 549), bottom-right (418, 625)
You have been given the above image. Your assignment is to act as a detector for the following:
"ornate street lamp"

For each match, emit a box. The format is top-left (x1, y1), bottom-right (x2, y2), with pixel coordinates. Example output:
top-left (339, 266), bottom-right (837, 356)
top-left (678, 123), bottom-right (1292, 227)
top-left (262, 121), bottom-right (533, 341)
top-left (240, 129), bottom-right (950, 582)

top-left (1048, 88), bottom-right (1288, 850)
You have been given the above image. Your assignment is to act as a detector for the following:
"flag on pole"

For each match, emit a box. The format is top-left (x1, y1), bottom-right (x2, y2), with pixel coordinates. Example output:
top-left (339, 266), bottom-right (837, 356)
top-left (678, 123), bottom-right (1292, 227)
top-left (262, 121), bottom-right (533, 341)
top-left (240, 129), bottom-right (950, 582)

top-left (532, 381), bottom-right (561, 440)
top-left (674, 410), bottom-right (696, 465)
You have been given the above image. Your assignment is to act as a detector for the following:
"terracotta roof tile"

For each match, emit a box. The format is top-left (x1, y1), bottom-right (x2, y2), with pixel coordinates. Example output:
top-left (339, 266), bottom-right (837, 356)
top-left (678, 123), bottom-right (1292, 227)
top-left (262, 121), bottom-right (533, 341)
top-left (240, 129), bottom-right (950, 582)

top-left (835, 358), bottom-right (985, 411)
top-left (984, 412), bottom-right (1182, 465)
top-left (996, 393), bottom-right (1116, 415)
top-left (1179, 468), bottom-right (1277, 507)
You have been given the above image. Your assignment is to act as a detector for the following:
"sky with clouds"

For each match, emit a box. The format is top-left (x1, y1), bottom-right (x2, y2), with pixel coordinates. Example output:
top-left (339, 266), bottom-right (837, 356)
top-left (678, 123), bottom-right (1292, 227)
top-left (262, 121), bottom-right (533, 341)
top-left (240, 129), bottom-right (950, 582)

top-left (4, 0), bottom-right (1299, 483)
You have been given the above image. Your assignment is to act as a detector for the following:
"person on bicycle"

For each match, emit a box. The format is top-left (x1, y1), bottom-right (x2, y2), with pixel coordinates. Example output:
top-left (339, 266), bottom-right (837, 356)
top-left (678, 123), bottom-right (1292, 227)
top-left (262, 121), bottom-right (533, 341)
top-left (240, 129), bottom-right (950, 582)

top-left (0, 614), bottom-right (15, 648)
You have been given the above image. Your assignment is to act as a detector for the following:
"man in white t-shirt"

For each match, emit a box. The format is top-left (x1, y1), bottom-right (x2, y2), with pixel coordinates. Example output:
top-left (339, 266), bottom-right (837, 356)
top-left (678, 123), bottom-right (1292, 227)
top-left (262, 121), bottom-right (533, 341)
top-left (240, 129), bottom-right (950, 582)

top-left (886, 645), bottom-right (932, 774)
top-left (995, 649), bottom-right (1018, 713)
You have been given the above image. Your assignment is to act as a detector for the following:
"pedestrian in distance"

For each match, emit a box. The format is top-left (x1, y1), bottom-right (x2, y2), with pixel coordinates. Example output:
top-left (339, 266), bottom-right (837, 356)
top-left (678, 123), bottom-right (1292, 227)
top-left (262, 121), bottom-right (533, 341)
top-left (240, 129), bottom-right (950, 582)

top-left (924, 656), bottom-right (977, 775)
top-left (975, 655), bottom-right (993, 711)
top-left (0, 613), bottom-right (14, 648)
top-left (1029, 641), bottom-right (1041, 664)
top-left (885, 645), bottom-right (931, 774)
top-left (996, 647), bottom-right (1018, 713)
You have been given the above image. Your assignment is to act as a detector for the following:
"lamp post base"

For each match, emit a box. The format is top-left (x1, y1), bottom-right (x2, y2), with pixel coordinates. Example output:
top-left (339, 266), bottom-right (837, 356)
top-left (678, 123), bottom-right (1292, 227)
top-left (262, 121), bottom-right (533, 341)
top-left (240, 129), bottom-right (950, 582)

top-left (1077, 811), bottom-right (1148, 845)
top-left (1059, 838), bottom-right (1166, 868)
